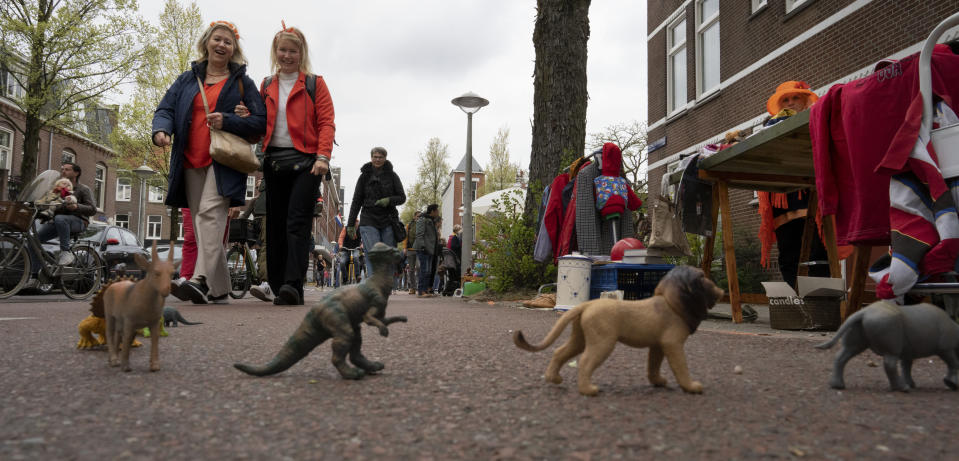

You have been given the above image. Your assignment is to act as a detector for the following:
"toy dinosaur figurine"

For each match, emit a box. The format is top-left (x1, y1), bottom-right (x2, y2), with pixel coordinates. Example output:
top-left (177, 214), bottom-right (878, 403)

top-left (77, 314), bottom-right (142, 349)
top-left (163, 306), bottom-right (202, 327)
top-left (234, 242), bottom-right (407, 380)
top-left (79, 275), bottom-right (143, 350)
top-left (96, 242), bottom-right (176, 372)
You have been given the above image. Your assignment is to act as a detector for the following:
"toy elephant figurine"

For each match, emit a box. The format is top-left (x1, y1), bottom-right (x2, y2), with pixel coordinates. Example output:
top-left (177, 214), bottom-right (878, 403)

top-left (816, 301), bottom-right (959, 392)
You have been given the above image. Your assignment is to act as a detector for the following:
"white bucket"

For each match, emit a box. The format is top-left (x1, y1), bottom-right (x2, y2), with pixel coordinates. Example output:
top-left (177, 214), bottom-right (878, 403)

top-left (554, 254), bottom-right (593, 311)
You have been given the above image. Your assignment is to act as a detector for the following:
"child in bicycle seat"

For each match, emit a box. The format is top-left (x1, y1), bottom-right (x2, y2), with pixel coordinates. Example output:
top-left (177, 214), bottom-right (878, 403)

top-left (36, 178), bottom-right (77, 220)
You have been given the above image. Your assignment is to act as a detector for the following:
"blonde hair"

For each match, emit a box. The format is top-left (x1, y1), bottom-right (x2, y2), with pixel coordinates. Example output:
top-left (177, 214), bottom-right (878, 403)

top-left (54, 178), bottom-right (73, 192)
top-left (196, 21), bottom-right (247, 66)
top-left (270, 26), bottom-right (312, 75)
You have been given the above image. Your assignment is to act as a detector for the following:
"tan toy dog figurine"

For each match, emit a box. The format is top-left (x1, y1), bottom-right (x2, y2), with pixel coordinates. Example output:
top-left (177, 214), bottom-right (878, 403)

top-left (96, 241), bottom-right (176, 372)
top-left (514, 266), bottom-right (724, 396)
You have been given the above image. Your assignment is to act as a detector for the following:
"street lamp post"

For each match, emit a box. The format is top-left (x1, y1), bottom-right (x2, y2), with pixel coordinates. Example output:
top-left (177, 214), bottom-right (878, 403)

top-left (451, 91), bottom-right (489, 280)
top-left (133, 164), bottom-right (156, 244)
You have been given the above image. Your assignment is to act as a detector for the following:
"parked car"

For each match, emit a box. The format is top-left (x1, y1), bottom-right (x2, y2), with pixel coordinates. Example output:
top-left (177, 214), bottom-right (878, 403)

top-left (155, 243), bottom-right (184, 279)
top-left (74, 223), bottom-right (151, 280)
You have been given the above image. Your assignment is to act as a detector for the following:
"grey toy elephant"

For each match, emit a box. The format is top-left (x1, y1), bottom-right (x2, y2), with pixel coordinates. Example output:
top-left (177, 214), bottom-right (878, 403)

top-left (816, 301), bottom-right (959, 392)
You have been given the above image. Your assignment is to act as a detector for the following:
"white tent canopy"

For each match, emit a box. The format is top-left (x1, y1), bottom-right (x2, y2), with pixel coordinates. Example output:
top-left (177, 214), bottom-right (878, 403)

top-left (464, 187), bottom-right (526, 215)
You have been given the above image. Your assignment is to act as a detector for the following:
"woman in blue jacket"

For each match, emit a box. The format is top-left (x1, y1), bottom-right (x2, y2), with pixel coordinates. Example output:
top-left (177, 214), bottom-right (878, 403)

top-left (152, 21), bottom-right (266, 304)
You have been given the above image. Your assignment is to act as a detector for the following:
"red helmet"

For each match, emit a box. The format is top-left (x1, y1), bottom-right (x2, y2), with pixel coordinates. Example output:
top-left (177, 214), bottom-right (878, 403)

top-left (610, 238), bottom-right (645, 261)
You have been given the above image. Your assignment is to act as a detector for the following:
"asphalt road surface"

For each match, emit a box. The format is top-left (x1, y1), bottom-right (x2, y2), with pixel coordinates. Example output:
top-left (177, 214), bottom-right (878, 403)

top-left (2, 288), bottom-right (959, 460)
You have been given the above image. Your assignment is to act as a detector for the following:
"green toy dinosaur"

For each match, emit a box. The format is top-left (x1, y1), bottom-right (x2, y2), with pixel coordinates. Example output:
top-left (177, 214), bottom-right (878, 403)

top-left (234, 242), bottom-right (406, 380)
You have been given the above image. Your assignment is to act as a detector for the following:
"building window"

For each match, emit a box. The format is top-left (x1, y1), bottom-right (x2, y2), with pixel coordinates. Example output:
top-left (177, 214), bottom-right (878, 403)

top-left (0, 127), bottom-right (12, 171)
top-left (178, 221), bottom-right (184, 240)
top-left (115, 214), bottom-right (130, 229)
top-left (785, 0), bottom-right (813, 13)
top-left (61, 150), bottom-right (76, 165)
top-left (246, 176), bottom-right (255, 200)
top-left (148, 185), bottom-right (164, 203)
top-left (0, 68), bottom-right (25, 100)
top-left (116, 177), bottom-right (131, 202)
top-left (667, 17), bottom-right (687, 115)
top-left (94, 163), bottom-right (106, 209)
top-left (751, 0), bottom-right (767, 13)
top-left (460, 177), bottom-right (479, 202)
top-left (696, 0), bottom-right (720, 97)
top-left (147, 215), bottom-right (162, 239)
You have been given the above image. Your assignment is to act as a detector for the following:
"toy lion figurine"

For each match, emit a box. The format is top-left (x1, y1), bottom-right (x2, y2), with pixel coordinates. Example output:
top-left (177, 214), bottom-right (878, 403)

top-left (514, 265), bottom-right (724, 396)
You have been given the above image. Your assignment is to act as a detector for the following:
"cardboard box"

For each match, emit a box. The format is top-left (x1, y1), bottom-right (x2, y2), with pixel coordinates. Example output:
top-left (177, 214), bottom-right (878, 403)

top-left (761, 277), bottom-right (844, 330)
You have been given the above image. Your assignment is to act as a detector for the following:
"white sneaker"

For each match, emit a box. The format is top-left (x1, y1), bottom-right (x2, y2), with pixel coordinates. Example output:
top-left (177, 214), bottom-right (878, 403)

top-left (250, 282), bottom-right (273, 302)
top-left (57, 251), bottom-right (75, 266)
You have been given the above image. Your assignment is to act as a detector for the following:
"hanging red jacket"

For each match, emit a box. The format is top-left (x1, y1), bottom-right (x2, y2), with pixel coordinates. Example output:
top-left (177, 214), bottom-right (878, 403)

top-left (543, 173), bottom-right (570, 260)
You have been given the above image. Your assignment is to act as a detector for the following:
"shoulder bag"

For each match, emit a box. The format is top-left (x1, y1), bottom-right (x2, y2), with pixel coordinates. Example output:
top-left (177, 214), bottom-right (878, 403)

top-left (196, 76), bottom-right (260, 174)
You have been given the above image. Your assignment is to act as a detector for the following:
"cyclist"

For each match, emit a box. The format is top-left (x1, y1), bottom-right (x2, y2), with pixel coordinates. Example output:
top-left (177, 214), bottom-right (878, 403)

top-left (337, 218), bottom-right (362, 284)
top-left (33, 163), bottom-right (96, 267)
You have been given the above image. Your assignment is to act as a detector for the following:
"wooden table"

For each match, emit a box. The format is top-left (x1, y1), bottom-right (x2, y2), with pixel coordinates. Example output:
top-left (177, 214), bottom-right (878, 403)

top-left (669, 111), bottom-right (848, 323)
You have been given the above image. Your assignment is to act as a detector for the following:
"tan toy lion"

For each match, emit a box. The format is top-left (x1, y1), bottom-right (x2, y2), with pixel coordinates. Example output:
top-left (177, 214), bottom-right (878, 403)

top-left (514, 265), bottom-right (724, 396)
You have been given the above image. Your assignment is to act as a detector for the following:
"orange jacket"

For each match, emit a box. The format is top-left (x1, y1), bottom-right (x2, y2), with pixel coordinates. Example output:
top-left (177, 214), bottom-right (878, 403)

top-left (260, 72), bottom-right (336, 159)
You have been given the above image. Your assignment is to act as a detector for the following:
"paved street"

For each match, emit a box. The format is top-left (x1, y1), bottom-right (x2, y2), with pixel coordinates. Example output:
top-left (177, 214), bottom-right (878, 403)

top-left (2, 287), bottom-right (959, 460)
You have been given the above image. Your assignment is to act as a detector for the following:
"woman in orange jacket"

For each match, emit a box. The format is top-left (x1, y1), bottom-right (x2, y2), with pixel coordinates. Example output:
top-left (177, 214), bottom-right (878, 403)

top-left (239, 23), bottom-right (335, 305)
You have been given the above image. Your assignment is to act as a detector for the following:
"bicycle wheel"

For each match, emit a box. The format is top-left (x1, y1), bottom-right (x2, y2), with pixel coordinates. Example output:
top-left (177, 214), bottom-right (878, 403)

top-left (227, 246), bottom-right (250, 299)
top-left (0, 235), bottom-right (30, 299)
top-left (60, 245), bottom-right (103, 300)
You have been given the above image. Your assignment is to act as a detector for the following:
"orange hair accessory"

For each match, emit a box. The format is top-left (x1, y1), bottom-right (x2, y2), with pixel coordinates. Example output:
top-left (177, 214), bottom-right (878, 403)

top-left (210, 20), bottom-right (240, 39)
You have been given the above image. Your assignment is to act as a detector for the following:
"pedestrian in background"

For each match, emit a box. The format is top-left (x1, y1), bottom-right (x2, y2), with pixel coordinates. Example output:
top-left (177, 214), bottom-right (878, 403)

top-left (153, 20), bottom-right (266, 304)
top-left (405, 211), bottom-right (421, 294)
top-left (413, 204), bottom-right (439, 298)
top-left (346, 147), bottom-right (406, 278)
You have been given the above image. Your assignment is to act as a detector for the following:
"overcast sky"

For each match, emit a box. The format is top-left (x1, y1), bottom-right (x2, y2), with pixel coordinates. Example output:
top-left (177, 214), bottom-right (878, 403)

top-left (137, 0), bottom-right (648, 212)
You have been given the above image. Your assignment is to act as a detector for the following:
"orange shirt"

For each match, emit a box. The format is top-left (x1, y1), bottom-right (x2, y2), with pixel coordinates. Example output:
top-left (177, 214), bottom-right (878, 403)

top-left (185, 79), bottom-right (227, 169)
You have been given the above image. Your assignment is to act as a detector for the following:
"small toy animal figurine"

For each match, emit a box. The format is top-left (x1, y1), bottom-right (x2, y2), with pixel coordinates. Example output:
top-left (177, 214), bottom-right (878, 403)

top-left (98, 241), bottom-right (176, 372)
top-left (234, 242), bottom-right (407, 380)
top-left (163, 306), bottom-right (202, 327)
top-left (816, 301), bottom-right (959, 391)
top-left (514, 266), bottom-right (724, 396)
top-left (76, 313), bottom-right (142, 350)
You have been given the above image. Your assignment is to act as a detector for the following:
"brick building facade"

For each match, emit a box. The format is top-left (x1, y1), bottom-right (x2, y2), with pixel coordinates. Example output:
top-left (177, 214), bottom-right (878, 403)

top-left (441, 155), bottom-right (485, 242)
top-left (646, 0), bottom-right (959, 276)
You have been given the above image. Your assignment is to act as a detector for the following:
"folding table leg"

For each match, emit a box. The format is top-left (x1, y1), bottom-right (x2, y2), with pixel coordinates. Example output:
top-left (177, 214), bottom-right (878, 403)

top-left (843, 245), bottom-right (872, 321)
top-left (718, 181), bottom-right (742, 323)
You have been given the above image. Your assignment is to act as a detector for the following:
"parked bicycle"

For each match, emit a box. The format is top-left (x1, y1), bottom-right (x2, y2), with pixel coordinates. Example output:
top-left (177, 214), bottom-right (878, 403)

top-left (0, 171), bottom-right (103, 299)
top-left (226, 218), bottom-right (262, 299)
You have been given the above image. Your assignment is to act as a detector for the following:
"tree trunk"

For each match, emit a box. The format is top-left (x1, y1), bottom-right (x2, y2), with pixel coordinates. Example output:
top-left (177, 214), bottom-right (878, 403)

top-left (20, 115), bottom-right (40, 183)
top-left (526, 0), bottom-right (591, 225)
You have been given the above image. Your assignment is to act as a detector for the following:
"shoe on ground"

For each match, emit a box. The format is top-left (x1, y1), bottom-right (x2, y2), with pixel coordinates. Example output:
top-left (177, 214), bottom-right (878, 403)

top-left (176, 280), bottom-right (208, 304)
top-left (277, 284), bottom-right (302, 305)
top-left (57, 251), bottom-right (75, 266)
top-left (170, 277), bottom-right (189, 301)
top-left (207, 293), bottom-right (229, 304)
top-left (250, 283), bottom-right (273, 302)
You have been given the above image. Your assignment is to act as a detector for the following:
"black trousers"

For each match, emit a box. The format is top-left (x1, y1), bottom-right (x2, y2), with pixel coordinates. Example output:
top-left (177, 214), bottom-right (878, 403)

top-left (775, 217), bottom-right (829, 290)
top-left (264, 159), bottom-right (320, 299)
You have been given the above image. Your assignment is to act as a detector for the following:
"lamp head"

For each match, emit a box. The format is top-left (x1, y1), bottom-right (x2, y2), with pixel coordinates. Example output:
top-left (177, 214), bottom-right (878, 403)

top-left (451, 91), bottom-right (489, 114)
top-left (133, 164), bottom-right (156, 179)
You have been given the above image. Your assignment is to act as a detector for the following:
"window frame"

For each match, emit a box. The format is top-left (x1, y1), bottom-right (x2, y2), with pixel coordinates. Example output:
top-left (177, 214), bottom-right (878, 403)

top-left (666, 16), bottom-right (688, 116)
top-left (751, 0), bottom-right (768, 14)
top-left (146, 215), bottom-right (162, 239)
top-left (246, 176), bottom-right (256, 200)
top-left (116, 177), bottom-right (131, 202)
top-left (148, 184), bottom-right (165, 203)
top-left (695, 0), bottom-right (721, 98)
top-left (61, 150), bottom-right (76, 165)
top-left (115, 214), bottom-right (129, 229)
top-left (0, 126), bottom-right (12, 171)
top-left (94, 163), bottom-right (106, 210)
top-left (785, 0), bottom-right (813, 14)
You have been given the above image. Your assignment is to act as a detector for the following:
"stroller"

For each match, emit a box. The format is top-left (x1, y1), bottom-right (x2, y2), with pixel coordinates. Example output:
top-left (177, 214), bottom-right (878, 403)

top-left (440, 246), bottom-right (461, 296)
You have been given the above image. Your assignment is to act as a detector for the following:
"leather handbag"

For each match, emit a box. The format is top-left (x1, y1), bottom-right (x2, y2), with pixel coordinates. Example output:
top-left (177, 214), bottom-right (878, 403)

top-left (196, 77), bottom-right (260, 174)
top-left (391, 214), bottom-right (407, 243)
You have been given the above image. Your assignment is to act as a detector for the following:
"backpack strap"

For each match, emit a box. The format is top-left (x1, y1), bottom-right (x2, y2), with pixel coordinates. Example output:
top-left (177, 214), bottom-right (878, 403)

top-left (305, 74), bottom-right (316, 102)
top-left (260, 75), bottom-right (273, 94)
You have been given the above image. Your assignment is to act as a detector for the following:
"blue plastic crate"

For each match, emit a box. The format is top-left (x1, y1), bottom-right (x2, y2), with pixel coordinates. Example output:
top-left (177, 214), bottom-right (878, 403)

top-left (589, 264), bottom-right (674, 300)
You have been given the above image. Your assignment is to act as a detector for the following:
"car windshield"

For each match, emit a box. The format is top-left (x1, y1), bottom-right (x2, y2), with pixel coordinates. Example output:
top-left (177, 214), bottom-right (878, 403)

top-left (79, 225), bottom-right (107, 241)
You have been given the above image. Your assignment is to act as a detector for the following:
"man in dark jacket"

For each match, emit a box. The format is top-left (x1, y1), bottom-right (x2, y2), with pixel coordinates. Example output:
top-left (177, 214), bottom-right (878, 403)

top-left (35, 162), bottom-right (97, 265)
top-left (413, 204), bottom-right (439, 297)
top-left (347, 147), bottom-right (406, 278)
